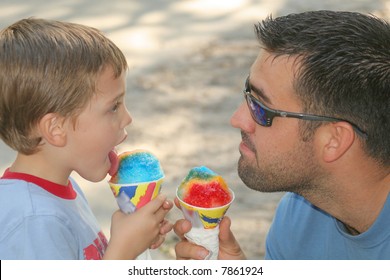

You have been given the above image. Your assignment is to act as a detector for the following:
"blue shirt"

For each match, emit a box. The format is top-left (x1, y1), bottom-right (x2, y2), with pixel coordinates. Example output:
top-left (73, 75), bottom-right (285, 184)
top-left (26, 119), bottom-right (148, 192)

top-left (0, 169), bottom-right (107, 259)
top-left (266, 192), bottom-right (390, 259)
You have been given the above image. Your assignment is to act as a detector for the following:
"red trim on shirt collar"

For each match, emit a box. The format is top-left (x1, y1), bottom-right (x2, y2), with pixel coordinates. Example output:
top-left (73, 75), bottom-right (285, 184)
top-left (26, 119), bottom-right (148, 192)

top-left (1, 168), bottom-right (77, 200)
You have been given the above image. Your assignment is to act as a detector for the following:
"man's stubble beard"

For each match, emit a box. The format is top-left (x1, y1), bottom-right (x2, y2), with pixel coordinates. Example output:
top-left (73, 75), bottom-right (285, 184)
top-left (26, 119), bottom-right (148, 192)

top-left (237, 140), bottom-right (323, 197)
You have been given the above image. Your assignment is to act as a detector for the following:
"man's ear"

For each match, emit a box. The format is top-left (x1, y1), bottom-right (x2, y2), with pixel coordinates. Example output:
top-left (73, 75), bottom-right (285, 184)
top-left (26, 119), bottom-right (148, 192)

top-left (38, 113), bottom-right (67, 147)
top-left (318, 122), bottom-right (356, 163)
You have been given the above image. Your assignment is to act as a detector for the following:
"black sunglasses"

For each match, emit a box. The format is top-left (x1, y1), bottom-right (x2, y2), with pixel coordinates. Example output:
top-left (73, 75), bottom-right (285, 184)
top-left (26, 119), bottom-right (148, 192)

top-left (243, 76), bottom-right (368, 139)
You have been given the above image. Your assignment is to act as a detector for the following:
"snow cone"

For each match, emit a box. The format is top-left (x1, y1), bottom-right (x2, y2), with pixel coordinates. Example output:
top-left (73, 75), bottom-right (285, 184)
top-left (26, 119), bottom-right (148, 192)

top-left (109, 149), bottom-right (164, 259)
top-left (176, 166), bottom-right (234, 259)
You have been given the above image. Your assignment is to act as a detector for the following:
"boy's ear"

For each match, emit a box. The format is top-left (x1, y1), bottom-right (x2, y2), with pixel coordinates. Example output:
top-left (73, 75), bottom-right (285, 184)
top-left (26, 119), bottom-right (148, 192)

top-left (318, 122), bottom-right (355, 163)
top-left (38, 113), bottom-right (67, 147)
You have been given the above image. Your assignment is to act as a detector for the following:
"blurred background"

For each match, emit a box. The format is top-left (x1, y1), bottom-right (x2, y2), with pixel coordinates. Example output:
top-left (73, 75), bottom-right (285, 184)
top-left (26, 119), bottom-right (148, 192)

top-left (1, 0), bottom-right (389, 259)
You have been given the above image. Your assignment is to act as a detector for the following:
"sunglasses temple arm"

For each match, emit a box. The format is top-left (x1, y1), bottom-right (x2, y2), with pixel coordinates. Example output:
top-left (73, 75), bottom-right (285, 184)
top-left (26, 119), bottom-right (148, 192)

top-left (300, 115), bottom-right (367, 139)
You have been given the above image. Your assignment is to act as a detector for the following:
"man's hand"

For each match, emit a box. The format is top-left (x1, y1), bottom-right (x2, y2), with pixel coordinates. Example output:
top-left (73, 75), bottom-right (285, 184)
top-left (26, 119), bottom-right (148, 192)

top-left (173, 197), bottom-right (246, 260)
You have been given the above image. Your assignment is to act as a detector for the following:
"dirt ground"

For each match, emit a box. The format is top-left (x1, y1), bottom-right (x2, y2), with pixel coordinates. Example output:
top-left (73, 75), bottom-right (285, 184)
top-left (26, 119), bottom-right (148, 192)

top-left (0, 0), bottom-right (389, 260)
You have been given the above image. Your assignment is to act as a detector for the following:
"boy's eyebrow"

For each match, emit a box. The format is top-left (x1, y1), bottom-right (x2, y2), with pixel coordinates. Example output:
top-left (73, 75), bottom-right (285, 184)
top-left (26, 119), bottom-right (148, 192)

top-left (109, 92), bottom-right (125, 102)
top-left (249, 78), bottom-right (273, 105)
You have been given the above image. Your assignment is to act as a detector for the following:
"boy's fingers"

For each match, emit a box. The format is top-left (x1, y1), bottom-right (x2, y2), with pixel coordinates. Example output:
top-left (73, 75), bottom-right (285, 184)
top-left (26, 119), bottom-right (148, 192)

top-left (162, 199), bottom-right (174, 210)
top-left (174, 197), bottom-right (182, 209)
top-left (160, 219), bottom-right (173, 235)
top-left (138, 194), bottom-right (167, 213)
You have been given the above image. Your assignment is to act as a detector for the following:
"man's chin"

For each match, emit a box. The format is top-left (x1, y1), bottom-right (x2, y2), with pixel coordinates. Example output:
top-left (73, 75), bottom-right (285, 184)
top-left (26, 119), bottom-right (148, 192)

top-left (237, 157), bottom-right (267, 192)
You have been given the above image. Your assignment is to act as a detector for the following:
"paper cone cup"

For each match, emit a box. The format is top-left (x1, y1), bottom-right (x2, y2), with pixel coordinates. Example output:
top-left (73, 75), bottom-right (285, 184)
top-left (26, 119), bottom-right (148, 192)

top-left (176, 188), bottom-right (234, 259)
top-left (176, 188), bottom-right (234, 229)
top-left (109, 177), bottom-right (164, 260)
top-left (109, 176), bottom-right (164, 214)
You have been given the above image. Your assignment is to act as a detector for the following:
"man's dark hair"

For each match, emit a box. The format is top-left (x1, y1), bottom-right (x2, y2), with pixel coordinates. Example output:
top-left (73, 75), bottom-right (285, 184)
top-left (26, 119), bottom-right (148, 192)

top-left (255, 10), bottom-right (390, 165)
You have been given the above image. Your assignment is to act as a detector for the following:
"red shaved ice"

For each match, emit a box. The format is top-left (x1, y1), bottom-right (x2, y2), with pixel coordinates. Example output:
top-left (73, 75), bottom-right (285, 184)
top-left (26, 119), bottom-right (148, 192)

top-left (183, 181), bottom-right (231, 208)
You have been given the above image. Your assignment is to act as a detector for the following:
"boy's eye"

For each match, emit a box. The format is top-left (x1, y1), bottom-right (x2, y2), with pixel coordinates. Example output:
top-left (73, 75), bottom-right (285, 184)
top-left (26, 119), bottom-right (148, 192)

top-left (112, 101), bottom-right (121, 112)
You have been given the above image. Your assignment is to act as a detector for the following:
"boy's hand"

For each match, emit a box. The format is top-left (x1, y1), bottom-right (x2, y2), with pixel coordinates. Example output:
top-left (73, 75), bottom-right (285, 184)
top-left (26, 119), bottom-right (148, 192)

top-left (173, 197), bottom-right (246, 260)
top-left (150, 200), bottom-right (173, 249)
top-left (104, 194), bottom-right (173, 260)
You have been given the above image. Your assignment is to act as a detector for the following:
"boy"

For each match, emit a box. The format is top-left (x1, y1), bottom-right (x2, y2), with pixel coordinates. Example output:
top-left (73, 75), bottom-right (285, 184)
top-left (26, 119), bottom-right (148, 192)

top-left (0, 18), bottom-right (172, 259)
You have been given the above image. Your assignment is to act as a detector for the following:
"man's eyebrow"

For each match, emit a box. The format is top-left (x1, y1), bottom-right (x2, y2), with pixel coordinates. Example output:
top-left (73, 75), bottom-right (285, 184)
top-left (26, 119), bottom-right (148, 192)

top-left (248, 78), bottom-right (273, 105)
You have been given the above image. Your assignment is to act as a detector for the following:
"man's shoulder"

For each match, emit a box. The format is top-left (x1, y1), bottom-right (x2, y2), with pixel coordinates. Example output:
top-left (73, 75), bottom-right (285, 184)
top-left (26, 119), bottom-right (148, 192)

top-left (277, 192), bottom-right (331, 218)
top-left (275, 192), bottom-right (333, 226)
top-left (265, 192), bottom-right (336, 259)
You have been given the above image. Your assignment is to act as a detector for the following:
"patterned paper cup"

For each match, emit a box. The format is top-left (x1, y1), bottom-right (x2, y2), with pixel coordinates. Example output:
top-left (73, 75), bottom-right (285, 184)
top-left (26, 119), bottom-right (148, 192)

top-left (109, 176), bottom-right (164, 214)
top-left (176, 188), bottom-right (234, 229)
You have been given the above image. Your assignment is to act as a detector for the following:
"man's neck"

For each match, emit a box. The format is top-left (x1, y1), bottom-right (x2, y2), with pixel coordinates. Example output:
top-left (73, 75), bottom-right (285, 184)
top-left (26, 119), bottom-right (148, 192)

top-left (304, 166), bottom-right (390, 234)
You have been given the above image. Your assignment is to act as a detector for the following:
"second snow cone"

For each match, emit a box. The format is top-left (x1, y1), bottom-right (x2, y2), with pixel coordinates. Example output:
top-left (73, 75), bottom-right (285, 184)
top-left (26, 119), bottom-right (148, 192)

top-left (176, 166), bottom-right (234, 259)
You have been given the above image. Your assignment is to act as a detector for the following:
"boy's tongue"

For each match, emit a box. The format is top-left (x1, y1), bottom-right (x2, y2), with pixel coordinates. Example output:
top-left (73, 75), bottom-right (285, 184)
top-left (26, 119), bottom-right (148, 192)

top-left (108, 150), bottom-right (119, 176)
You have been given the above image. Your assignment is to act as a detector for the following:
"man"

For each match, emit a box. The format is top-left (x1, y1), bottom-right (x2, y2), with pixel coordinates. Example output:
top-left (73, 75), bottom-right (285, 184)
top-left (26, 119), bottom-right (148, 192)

top-left (174, 10), bottom-right (390, 259)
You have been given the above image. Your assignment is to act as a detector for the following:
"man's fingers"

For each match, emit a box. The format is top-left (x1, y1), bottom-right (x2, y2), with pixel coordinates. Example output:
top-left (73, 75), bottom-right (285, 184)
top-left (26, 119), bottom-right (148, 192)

top-left (173, 219), bottom-right (192, 240)
top-left (175, 240), bottom-right (210, 260)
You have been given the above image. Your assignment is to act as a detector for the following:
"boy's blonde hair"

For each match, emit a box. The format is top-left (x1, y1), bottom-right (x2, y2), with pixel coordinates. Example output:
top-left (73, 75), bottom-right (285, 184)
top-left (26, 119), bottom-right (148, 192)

top-left (0, 18), bottom-right (128, 154)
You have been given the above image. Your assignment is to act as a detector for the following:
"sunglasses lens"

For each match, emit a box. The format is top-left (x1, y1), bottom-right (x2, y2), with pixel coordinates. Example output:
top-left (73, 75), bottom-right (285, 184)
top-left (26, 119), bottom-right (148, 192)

top-left (246, 94), bottom-right (268, 126)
